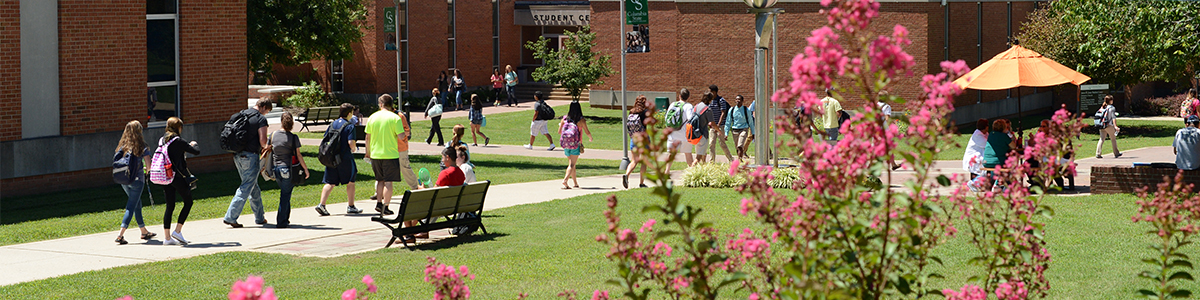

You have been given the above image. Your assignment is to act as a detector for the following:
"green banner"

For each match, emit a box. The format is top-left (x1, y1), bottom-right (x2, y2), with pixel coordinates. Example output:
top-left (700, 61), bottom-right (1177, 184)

top-left (384, 7), bottom-right (397, 33)
top-left (625, 0), bottom-right (648, 25)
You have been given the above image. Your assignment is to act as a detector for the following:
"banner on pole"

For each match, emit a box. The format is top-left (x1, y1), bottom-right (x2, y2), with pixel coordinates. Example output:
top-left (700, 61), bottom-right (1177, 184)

top-left (625, 25), bottom-right (649, 53)
top-left (384, 7), bottom-right (397, 33)
top-left (625, 0), bottom-right (648, 25)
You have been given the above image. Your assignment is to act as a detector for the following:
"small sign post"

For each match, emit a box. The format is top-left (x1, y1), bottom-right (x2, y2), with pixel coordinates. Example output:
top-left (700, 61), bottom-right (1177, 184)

top-left (1079, 84), bottom-right (1109, 114)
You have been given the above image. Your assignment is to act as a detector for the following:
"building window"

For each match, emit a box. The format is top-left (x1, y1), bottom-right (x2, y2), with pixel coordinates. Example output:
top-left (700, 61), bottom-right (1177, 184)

top-left (331, 60), bottom-right (344, 93)
top-left (448, 0), bottom-right (456, 70)
top-left (399, 1), bottom-right (409, 92)
top-left (147, 0), bottom-right (179, 124)
top-left (492, 0), bottom-right (499, 69)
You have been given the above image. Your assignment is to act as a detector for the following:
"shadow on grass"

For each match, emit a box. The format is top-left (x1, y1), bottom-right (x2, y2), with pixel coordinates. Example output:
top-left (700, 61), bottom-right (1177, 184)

top-left (407, 231), bottom-right (509, 251)
top-left (1080, 124), bottom-right (1177, 138)
top-left (586, 115), bottom-right (623, 125)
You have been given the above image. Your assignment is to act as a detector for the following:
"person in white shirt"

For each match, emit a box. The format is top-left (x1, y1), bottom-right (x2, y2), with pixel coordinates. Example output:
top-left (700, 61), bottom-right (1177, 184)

top-left (455, 145), bottom-right (476, 183)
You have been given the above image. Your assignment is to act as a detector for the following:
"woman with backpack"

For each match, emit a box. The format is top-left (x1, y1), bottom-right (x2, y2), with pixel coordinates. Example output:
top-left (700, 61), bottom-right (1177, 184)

top-left (560, 115), bottom-right (582, 189)
top-left (156, 117), bottom-right (199, 245)
top-left (567, 100), bottom-right (594, 143)
top-left (468, 94), bottom-right (491, 146)
top-left (268, 112), bottom-right (309, 228)
top-left (316, 103), bottom-right (362, 216)
top-left (114, 120), bottom-right (156, 245)
top-left (1095, 95), bottom-right (1121, 158)
top-left (622, 95), bottom-right (650, 189)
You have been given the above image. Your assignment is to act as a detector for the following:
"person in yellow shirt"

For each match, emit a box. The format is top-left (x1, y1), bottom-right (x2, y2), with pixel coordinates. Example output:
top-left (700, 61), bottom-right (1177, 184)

top-left (820, 88), bottom-right (843, 142)
top-left (365, 94), bottom-right (419, 217)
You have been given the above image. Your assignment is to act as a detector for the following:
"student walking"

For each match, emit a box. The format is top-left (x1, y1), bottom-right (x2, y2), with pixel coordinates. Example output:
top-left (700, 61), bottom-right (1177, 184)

top-left (504, 65), bottom-right (519, 107)
top-left (490, 68), bottom-right (504, 106)
top-left (317, 104), bottom-right (362, 216)
top-left (820, 88), bottom-right (844, 141)
top-left (1095, 95), bottom-right (1122, 158)
top-left (425, 88), bottom-right (445, 146)
top-left (623, 95), bottom-right (650, 189)
top-left (725, 95), bottom-right (755, 161)
top-left (525, 91), bottom-right (556, 150)
top-left (114, 120), bottom-right (156, 245)
top-left (707, 85), bottom-right (733, 162)
top-left (158, 117), bottom-right (200, 245)
top-left (560, 115), bottom-right (582, 189)
top-left (437, 71), bottom-right (450, 108)
top-left (452, 69), bottom-right (466, 111)
top-left (267, 113), bottom-right (309, 228)
top-left (468, 94), bottom-right (491, 146)
top-left (664, 88), bottom-right (694, 176)
top-left (223, 99), bottom-right (271, 228)
top-left (365, 94), bottom-right (420, 217)
top-left (566, 101), bottom-right (593, 144)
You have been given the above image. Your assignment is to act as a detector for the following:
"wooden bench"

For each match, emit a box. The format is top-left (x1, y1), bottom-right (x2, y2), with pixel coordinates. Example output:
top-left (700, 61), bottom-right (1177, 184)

top-left (296, 106), bottom-right (340, 132)
top-left (370, 181), bottom-right (491, 248)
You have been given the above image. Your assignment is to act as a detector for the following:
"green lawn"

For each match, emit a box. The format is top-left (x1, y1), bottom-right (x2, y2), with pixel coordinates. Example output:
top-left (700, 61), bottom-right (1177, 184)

top-left (0, 145), bottom-right (665, 246)
top-left (0, 189), bottom-right (1172, 299)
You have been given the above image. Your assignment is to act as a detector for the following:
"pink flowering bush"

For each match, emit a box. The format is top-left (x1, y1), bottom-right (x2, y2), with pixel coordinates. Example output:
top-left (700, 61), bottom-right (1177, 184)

top-left (425, 257), bottom-right (475, 300)
top-left (228, 275), bottom-right (277, 300)
top-left (341, 275), bottom-right (379, 300)
top-left (1133, 172), bottom-right (1200, 299)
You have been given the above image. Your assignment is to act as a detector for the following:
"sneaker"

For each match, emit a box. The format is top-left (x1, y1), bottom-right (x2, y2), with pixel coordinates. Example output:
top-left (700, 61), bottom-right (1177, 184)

top-left (170, 231), bottom-right (190, 245)
top-left (1115, 153), bottom-right (1123, 158)
top-left (370, 194), bottom-right (378, 200)
top-left (223, 220), bottom-right (244, 228)
top-left (548, 144), bottom-right (556, 151)
top-left (622, 175), bottom-right (629, 189)
top-left (639, 184), bottom-right (649, 188)
top-left (315, 205), bottom-right (330, 216)
top-left (524, 144), bottom-right (533, 150)
top-left (164, 238), bottom-right (180, 246)
top-left (381, 207), bottom-right (395, 216)
top-left (375, 202), bottom-right (384, 212)
top-left (347, 206), bottom-right (363, 214)
top-left (485, 137), bottom-right (490, 146)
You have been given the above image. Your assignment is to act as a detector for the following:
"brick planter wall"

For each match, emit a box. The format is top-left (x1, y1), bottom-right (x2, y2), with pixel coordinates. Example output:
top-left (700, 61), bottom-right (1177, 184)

top-left (1091, 165), bottom-right (1200, 194)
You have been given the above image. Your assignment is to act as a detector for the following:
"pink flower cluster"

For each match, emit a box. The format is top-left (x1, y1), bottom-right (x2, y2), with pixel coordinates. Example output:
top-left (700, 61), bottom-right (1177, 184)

top-left (341, 275), bottom-right (379, 300)
top-left (228, 275), bottom-right (277, 300)
top-left (942, 284), bottom-right (986, 300)
top-left (1133, 172), bottom-right (1200, 236)
top-left (995, 281), bottom-right (1029, 300)
top-left (424, 257), bottom-right (474, 300)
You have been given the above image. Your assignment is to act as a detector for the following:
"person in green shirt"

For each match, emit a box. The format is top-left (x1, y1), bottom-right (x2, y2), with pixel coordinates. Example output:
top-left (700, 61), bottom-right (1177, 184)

top-left (982, 119), bottom-right (1017, 169)
top-left (365, 94), bottom-right (419, 217)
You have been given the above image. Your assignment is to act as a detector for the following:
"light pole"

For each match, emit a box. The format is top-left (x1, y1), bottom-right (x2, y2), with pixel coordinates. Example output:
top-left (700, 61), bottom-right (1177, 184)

top-left (619, 0), bottom-right (630, 172)
top-left (745, 0), bottom-right (781, 166)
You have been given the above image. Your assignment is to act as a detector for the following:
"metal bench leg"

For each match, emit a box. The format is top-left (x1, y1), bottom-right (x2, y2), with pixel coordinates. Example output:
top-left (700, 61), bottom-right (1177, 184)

top-left (384, 236), bottom-right (397, 248)
top-left (478, 223), bottom-right (489, 235)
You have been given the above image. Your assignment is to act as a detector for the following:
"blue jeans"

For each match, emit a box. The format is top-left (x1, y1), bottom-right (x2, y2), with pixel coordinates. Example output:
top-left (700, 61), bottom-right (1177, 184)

top-left (455, 90), bottom-right (464, 108)
top-left (273, 166), bottom-right (293, 226)
top-left (120, 180), bottom-right (146, 228)
top-left (224, 152), bottom-right (265, 224)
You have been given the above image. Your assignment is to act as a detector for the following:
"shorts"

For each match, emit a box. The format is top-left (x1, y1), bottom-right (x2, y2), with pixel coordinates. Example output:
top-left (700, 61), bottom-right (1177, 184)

top-left (630, 140), bottom-right (649, 150)
top-left (530, 120), bottom-right (549, 136)
top-left (693, 137), bottom-right (709, 156)
top-left (826, 128), bottom-right (840, 141)
top-left (564, 148), bottom-right (581, 156)
top-left (321, 153), bottom-right (357, 185)
top-left (371, 159), bottom-right (401, 182)
top-left (667, 130), bottom-right (691, 153)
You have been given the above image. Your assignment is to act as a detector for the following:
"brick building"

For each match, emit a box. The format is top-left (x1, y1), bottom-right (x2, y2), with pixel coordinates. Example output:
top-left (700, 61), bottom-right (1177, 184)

top-left (274, 0), bottom-right (1054, 125)
top-left (1, 0), bottom-right (247, 197)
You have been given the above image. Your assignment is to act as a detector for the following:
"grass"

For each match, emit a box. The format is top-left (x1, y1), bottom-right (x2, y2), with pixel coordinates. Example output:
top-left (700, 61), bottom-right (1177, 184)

top-left (0, 145), bottom-right (677, 246)
top-left (0, 189), bottom-right (1173, 299)
top-left (910, 117), bottom-right (1179, 162)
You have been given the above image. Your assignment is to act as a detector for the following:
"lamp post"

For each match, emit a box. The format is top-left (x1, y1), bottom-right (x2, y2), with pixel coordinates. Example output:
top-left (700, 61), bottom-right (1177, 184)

top-left (745, 0), bottom-right (781, 166)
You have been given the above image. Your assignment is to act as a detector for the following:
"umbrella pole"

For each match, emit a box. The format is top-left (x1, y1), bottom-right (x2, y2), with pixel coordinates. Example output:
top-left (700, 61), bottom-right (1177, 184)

top-left (1016, 88), bottom-right (1022, 130)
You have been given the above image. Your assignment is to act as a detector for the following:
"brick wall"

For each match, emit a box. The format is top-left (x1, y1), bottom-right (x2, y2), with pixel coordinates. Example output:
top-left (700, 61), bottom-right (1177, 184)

top-left (408, 0), bottom-right (449, 94)
top-left (0, 0), bottom-right (19, 141)
top-left (1091, 166), bottom-right (1200, 194)
top-left (58, 0), bottom-right (145, 136)
top-left (180, 0), bottom-right (248, 124)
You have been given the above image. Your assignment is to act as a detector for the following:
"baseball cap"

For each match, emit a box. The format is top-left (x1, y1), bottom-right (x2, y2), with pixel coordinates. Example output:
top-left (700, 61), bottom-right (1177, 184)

top-left (1187, 115), bottom-right (1199, 125)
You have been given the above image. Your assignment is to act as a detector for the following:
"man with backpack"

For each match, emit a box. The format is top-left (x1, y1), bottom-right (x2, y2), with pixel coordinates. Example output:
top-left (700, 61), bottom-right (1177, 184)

top-left (222, 98), bottom-right (272, 228)
top-left (706, 85), bottom-right (733, 163)
top-left (663, 88), bottom-right (694, 176)
top-left (524, 91), bottom-right (556, 150)
top-left (685, 91), bottom-right (713, 166)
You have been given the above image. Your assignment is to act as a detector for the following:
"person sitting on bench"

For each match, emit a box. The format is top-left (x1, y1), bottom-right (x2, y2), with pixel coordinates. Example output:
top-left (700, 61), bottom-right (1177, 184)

top-left (437, 147), bottom-right (465, 187)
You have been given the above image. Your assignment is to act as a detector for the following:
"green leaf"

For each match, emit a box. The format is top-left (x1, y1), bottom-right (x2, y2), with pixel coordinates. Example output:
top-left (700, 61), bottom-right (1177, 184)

top-left (1170, 259), bottom-right (1194, 270)
top-left (1172, 289), bottom-right (1193, 298)
top-left (936, 175), bottom-right (951, 187)
top-left (1137, 289), bottom-right (1159, 297)
top-left (1169, 271), bottom-right (1195, 282)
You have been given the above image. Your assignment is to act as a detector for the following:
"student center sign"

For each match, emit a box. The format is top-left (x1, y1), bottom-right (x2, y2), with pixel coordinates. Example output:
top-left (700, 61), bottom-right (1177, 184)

top-left (515, 4), bottom-right (590, 26)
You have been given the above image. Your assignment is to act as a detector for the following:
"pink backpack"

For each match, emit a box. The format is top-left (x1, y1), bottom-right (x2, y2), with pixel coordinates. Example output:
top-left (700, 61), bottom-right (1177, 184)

top-left (560, 116), bottom-right (581, 149)
top-left (149, 137), bottom-right (178, 185)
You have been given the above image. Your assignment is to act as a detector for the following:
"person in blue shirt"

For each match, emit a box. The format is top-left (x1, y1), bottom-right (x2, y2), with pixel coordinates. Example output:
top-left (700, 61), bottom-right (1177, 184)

top-left (316, 103), bottom-right (363, 216)
top-left (725, 95), bottom-right (755, 161)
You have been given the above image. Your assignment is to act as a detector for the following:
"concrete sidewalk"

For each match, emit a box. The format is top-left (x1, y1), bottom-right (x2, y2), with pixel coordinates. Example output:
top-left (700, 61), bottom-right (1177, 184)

top-left (0, 171), bottom-right (657, 286)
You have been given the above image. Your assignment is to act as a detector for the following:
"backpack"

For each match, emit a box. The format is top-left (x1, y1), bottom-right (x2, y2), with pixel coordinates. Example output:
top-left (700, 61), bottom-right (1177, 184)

top-left (149, 137), bottom-right (178, 185)
top-left (664, 101), bottom-right (687, 129)
top-left (112, 150), bottom-right (139, 185)
top-left (535, 101), bottom-right (555, 121)
top-left (318, 120), bottom-right (348, 168)
top-left (684, 105), bottom-right (709, 145)
top-left (625, 112), bottom-right (645, 134)
top-left (560, 117), bottom-right (581, 149)
top-left (219, 110), bottom-right (256, 153)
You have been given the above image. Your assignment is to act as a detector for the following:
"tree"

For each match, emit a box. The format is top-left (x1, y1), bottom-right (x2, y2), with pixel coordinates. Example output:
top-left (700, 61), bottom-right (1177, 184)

top-left (1017, 0), bottom-right (1200, 87)
top-left (248, 0), bottom-right (368, 76)
top-left (524, 26), bottom-right (614, 102)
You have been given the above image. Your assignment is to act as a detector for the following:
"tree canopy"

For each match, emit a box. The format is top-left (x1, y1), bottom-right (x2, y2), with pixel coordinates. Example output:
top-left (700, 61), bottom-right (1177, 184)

top-left (248, 0), bottom-right (368, 75)
top-left (524, 26), bottom-right (614, 101)
top-left (1017, 0), bottom-right (1200, 86)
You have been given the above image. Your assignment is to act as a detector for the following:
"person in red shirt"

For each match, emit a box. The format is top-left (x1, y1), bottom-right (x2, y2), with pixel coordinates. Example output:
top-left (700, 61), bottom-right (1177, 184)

top-left (436, 147), bottom-right (465, 187)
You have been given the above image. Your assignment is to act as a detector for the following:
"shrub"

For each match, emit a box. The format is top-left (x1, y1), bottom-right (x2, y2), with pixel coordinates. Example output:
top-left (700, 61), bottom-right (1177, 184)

top-left (1132, 93), bottom-right (1188, 116)
top-left (284, 81), bottom-right (331, 109)
top-left (680, 163), bottom-right (746, 188)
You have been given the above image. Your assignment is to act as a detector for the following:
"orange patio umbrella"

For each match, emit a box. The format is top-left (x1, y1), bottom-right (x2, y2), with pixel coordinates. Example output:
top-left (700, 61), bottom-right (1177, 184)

top-left (954, 44), bottom-right (1091, 128)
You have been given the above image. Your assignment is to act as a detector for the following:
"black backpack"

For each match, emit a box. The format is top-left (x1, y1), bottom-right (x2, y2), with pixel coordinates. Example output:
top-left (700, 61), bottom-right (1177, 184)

top-left (112, 150), bottom-right (138, 185)
top-left (219, 110), bottom-right (256, 153)
top-left (318, 121), bottom-right (348, 168)
top-left (535, 101), bottom-right (555, 121)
